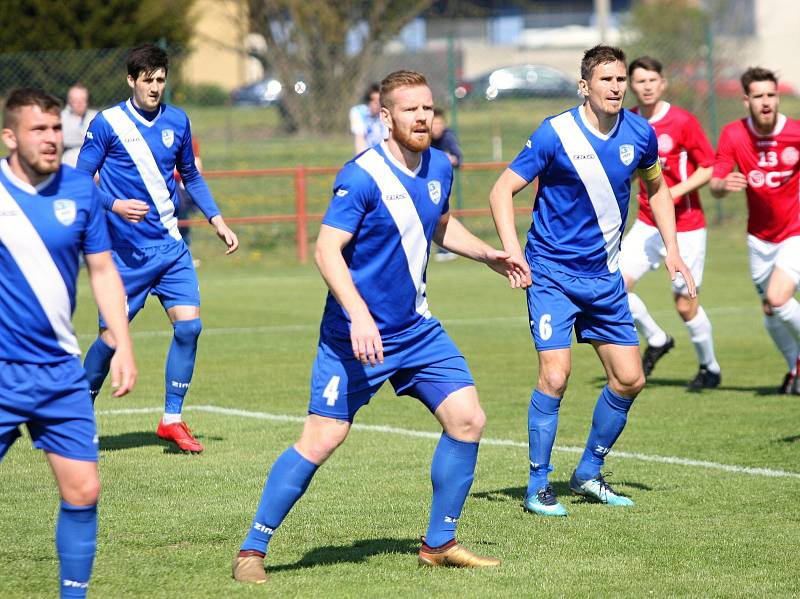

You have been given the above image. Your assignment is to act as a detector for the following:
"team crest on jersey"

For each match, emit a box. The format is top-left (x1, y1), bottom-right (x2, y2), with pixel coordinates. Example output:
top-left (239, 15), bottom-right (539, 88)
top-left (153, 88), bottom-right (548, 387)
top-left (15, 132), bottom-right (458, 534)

top-left (781, 146), bottom-right (799, 167)
top-left (619, 144), bottom-right (634, 166)
top-left (428, 180), bottom-right (442, 204)
top-left (53, 199), bottom-right (76, 226)
top-left (657, 134), bottom-right (674, 154)
top-left (162, 129), bottom-right (174, 148)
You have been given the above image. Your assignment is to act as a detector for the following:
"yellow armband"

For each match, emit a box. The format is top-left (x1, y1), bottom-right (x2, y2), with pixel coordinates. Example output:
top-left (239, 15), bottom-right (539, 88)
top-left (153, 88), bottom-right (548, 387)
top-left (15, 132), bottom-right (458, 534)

top-left (638, 161), bottom-right (662, 181)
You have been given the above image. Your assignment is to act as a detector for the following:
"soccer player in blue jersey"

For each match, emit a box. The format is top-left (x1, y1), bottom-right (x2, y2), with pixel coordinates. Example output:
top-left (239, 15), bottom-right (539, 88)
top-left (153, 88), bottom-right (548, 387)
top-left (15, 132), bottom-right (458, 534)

top-left (490, 45), bottom-right (696, 517)
top-left (77, 45), bottom-right (239, 453)
top-left (232, 70), bottom-right (529, 583)
top-left (0, 88), bottom-right (136, 598)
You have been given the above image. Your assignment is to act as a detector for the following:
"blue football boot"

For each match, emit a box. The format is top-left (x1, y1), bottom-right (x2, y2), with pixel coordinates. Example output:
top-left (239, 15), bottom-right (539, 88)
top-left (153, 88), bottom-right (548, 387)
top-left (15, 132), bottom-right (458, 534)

top-left (524, 485), bottom-right (568, 517)
top-left (569, 471), bottom-right (633, 506)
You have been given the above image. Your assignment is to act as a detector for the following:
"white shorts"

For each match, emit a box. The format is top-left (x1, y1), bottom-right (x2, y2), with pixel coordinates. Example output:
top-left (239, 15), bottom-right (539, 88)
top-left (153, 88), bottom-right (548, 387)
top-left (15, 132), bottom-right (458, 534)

top-left (619, 220), bottom-right (706, 295)
top-left (747, 234), bottom-right (800, 298)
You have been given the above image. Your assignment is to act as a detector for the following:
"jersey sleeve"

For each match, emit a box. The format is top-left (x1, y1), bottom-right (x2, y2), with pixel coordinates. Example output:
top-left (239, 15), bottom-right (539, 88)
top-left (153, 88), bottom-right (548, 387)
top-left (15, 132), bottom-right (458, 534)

top-left (175, 118), bottom-right (220, 221)
top-left (712, 127), bottom-right (736, 179)
top-left (637, 125), bottom-right (660, 170)
top-left (322, 163), bottom-right (374, 234)
top-left (508, 121), bottom-right (556, 182)
top-left (81, 183), bottom-right (112, 255)
top-left (683, 114), bottom-right (715, 168)
top-left (75, 113), bottom-right (110, 177)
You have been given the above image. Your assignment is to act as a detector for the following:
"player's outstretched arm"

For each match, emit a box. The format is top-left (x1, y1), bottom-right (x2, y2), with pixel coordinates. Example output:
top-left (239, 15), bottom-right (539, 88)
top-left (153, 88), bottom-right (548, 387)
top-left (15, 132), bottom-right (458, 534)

top-left (489, 168), bottom-right (529, 264)
top-left (434, 213), bottom-right (530, 288)
top-left (709, 171), bottom-right (747, 198)
top-left (84, 251), bottom-right (137, 396)
top-left (315, 224), bottom-right (383, 366)
top-left (210, 214), bottom-right (239, 255)
top-left (645, 173), bottom-right (697, 299)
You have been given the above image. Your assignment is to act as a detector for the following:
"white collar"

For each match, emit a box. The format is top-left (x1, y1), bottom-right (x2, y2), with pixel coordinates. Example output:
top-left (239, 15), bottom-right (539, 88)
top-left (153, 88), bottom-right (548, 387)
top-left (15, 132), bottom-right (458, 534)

top-left (380, 141), bottom-right (423, 177)
top-left (126, 98), bottom-right (163, 127)
top-left (578, 104), bottom-right (620, 141)
top-left (647, 101), bottom-right (671, 124)
top-left (0, 158), bottom-right (56, 195)
top-left (746, 113), bottom-right (787, 137)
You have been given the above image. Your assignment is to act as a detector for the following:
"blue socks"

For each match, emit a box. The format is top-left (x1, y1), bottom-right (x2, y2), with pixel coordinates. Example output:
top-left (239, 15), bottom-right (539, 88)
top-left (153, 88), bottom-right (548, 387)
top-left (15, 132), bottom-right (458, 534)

top-left (240, 447), bottom-right (318, 554)
top-left (83, 337), bottom-right (115, 402)
top-left (164, 319), bottom-right (202, 414)
top-left (56, 501), bottom-right (97, 599)
top-left (425, 432), bottom-right (479, 548)
top-left (575, 386), bottom-right (634, 481)
top-left (527, 389), bottom-right (562, 495)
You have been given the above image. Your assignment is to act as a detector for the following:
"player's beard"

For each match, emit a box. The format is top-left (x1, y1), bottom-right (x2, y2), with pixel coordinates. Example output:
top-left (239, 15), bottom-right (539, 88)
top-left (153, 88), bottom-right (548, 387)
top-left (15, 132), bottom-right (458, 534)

top-left (22, 145), bottom-right (61, 176)
top-left (394, 125), bottom-right (431, 152)
top-left (751, 107), bottom-right (777, 132)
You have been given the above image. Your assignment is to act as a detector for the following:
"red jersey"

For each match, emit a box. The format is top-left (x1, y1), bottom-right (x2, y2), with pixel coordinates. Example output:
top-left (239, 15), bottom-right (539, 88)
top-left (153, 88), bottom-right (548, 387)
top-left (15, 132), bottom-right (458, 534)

top-left (633, 103), bottom-right (714, 231)
top-left (713, 114), bottom-right (800, 243)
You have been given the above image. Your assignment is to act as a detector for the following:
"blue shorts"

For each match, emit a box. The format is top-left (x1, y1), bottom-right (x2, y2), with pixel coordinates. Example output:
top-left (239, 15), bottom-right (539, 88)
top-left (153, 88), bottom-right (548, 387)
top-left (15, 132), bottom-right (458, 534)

top-left (526, 261), bottom-right (639, 350)
top-left (0, 358), bottom-right (98, 462)
top-left (309, 318), bottom-right (475, 422)
top-left (99, 242), bottom-right (199, 327)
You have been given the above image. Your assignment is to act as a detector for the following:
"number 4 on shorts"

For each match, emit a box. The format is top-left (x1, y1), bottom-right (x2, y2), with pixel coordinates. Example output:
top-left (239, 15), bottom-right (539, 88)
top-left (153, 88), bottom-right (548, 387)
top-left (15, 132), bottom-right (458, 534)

top-left (323, 375), bottom-right (341, 406)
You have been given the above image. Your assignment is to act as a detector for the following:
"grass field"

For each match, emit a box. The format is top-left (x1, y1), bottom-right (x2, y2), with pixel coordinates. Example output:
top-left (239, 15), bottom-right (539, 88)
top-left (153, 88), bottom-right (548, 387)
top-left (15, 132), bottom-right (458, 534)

top-left (2, 96), bottom-right (800, 597)
top-left (1, 214), bottom-right (800, 597)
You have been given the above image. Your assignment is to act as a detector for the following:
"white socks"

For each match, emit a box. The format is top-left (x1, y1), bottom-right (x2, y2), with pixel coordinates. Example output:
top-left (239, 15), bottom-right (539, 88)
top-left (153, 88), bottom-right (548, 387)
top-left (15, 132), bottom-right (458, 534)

top-left (765, 313), bottom-right (799, 372)
top-left (162, 413), bottom-right (182, 425)
top-left (628, 293), bottom-right (668, 347)
top-left (684, 307), bottom-right (720, 373)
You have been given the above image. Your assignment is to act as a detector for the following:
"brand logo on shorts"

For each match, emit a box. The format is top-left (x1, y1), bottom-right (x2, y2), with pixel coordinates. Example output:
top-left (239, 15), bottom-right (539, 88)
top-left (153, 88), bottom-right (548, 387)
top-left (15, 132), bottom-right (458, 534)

top-left (53, 199), bottom-right (76, 226)
top-left (525, 140), bottom-right (532, 149)
top-left (428, 180), bottom-right (442, 205)
top-left (85, 131), bottom-right (93, 140)
top-left (335, 189), bottom-right (349, 197)
top-left (162, 129), bottom-right (174, 148)
top-left (619, 144), bottom-right (634, 166)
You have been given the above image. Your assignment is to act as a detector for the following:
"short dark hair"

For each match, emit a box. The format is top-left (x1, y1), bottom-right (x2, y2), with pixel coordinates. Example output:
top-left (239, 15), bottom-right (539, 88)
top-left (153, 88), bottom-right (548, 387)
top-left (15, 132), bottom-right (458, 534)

top-left (741, 66), bottom-right (778, 95)
top-left (628, 56), bottom-right (663, 77)
top-left (380, 70), bottom-right (428, 108)
top-left (363, 82), bottom-right (380, 103)
top-left (581, 45), bottom-right (626, 80)
top-left (127, 44), bottom-right (169, 80)
top-left (3, 88), bottom-right (61, 129)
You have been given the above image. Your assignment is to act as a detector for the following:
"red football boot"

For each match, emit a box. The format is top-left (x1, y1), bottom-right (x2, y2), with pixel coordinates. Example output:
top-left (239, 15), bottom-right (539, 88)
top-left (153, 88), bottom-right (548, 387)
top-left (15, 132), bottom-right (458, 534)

top-left (156, 421), bottom-right (204, 453)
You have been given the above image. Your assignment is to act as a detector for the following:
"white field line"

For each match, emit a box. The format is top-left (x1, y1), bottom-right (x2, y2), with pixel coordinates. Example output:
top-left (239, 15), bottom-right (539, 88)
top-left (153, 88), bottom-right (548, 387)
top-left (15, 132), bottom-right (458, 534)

top-left (77, 306), bottom-right (750, 340)
top-left (96, 404), bottom-right (800, 480)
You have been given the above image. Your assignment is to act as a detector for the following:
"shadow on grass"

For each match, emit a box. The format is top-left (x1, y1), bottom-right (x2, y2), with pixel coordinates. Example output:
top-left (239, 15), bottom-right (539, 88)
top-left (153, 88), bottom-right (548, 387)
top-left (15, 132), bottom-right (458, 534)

top-left (99, 431), bottom-right (224, 453)
top-left (779, 434), bottom-right (800, 443)
top-left (473, 477), bottom-right (651, 505)
top-left (264, 537), bottom-right (420, 573)
top-left (635, 376), bottom-right (781, 396)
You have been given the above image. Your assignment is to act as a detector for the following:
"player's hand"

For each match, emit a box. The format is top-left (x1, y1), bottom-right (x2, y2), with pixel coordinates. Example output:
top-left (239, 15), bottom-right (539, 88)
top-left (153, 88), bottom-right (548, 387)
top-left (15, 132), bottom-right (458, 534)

top-left (111, 199), bottom-right (149, 223)
top-left (484, 248), bottom-right (532, 289)
top-left (349, 311), bottom-right (384, 367)
top-left (108, 343), bottom-right (137, 398)
top-left (722, 171), bottom-right (748, 192)
top-left (665, 251), bottom-right (697, 299)
top-left (211, 216), bottom-right (239, 255)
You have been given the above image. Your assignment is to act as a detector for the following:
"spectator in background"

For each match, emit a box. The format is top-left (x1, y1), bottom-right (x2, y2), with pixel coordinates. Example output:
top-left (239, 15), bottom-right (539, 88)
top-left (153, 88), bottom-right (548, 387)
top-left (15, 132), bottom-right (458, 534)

top-left (61, 84), bottom-right (97, 167)
top-left (349, 83), bottom-right (386, 154)
top-left (432, 108), bottom-right (462, 261)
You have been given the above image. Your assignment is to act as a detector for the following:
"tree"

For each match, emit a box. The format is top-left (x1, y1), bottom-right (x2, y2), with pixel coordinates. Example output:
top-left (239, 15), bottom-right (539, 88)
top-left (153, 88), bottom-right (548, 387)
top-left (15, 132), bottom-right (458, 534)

top-left (0, 0), bottom-right (196, 51)
top-left (248, 0), bottom-right (433, 134)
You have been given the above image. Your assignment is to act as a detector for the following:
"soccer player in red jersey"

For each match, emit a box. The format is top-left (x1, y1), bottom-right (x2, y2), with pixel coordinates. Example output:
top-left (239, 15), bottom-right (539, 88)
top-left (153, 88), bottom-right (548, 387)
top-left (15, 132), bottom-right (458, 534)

top-left (619, 56), bottom-right (721, 389)
top-left (711, 66), bottom-right (800, 394)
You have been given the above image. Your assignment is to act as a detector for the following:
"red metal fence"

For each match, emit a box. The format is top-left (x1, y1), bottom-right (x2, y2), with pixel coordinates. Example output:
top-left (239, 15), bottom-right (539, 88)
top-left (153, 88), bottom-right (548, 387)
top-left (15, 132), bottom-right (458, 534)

top-left (182, 161), bottom-right (532, 263)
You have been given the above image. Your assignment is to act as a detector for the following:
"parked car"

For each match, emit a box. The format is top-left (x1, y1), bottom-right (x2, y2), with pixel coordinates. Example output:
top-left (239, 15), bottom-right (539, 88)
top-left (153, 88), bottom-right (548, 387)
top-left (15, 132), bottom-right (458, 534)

top-left (230, 76), bottom-right (308, 106)
top-left (455, 64), bottom-right (577, 101)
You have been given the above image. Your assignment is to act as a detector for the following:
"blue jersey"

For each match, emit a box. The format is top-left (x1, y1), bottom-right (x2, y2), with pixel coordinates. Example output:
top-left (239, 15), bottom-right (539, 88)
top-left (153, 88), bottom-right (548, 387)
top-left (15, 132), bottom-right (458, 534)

top-left (0, 160), bottom-right (110, 364)
top-left (321, 143), bottom-right (453, 336)
top-left (76, 99), bottom-right (220, 249)
top-left (509, 105), bottom-right (658, 276)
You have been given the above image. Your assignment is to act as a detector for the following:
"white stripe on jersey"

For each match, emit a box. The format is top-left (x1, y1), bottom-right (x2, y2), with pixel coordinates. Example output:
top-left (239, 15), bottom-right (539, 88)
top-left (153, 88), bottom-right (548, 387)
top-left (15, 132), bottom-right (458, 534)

top-left (102, 106), bottom-right (181, 241)
top-left (550, 111), bottom-right (623, 272)
top-left (355, 149), bottom-right (431, 319)
top-left (0, 180), bottom-right (80, 355)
